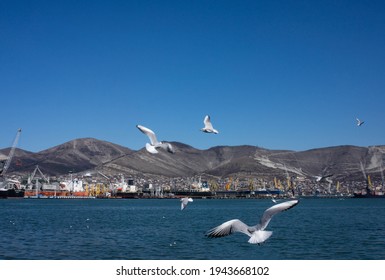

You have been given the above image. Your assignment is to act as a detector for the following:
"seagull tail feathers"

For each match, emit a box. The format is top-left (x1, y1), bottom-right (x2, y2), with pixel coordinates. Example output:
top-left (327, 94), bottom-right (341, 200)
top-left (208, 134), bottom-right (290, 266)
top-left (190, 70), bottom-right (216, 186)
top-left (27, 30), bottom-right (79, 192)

top-left (248, 231), bottom-right (273, 244)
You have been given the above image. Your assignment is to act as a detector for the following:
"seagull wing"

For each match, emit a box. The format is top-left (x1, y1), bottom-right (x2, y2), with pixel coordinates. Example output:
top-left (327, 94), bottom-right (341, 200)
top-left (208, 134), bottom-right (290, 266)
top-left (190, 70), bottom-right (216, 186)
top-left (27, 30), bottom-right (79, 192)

top-left (181, 199), bottom-right (187, 210)
top-left (356, 118), bottom-right (364, 126)
top-left (180, 197), bottom-right (192, 210)
top-left (203, 115), bottom-right (214, 130)
top-left (206, 219), bottom-right (252, 238)
top-left (136, 125), bottom-right (159, 145)
top-left (257, 200), bottom-right (299, 231)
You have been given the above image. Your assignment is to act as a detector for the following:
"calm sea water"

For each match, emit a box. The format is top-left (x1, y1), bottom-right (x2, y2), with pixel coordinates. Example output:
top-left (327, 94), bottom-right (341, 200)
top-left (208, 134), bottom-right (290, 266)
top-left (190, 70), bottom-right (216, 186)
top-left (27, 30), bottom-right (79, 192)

top-left (1, 197), bottom-right (385, 260)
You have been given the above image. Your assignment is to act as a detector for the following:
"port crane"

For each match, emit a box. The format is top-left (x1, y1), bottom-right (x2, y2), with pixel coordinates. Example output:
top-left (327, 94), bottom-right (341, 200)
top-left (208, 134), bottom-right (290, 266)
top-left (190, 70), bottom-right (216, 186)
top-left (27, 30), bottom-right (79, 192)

top-left (0, 128), bottom-right (22, 177)
top-left (28, 165), bottom-right (50, 185)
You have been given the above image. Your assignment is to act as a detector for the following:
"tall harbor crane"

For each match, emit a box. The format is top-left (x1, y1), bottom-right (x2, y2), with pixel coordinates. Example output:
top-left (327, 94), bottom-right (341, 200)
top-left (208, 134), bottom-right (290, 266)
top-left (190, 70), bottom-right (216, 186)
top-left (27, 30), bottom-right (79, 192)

top-left (28, 165), bottom-right (49, 184)
top-left (0, 128), bottom-right (22, 177)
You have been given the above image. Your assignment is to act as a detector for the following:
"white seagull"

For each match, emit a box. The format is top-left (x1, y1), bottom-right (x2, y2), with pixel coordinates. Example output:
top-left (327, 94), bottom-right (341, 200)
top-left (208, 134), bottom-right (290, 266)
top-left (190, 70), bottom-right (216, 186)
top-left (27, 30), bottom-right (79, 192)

top-left (356, 118), bottom-right (364, 126)
top-left (206, 200), bottom-right (299, 244)
top-left (180, 197), bottom-right (193, 210)
top-left (136, 125), bottom-right (174, 154)
top-left (201, 115), bottom-right (219, 134)
top-left (314, 174), bottom-right (333, 183)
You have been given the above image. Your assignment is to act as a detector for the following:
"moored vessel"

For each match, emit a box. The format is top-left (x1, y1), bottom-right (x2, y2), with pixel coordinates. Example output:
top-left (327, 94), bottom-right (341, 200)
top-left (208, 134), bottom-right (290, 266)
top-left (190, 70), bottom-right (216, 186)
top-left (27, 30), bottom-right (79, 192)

top-left (353, 187), bottom-right (385, 198)
top-left (24, 167), bottom-right (93, 199)
top-left (114, 176), bottom-right (141, 198)
top-left (353, 173), bottom-right (385, 198)
top-left (0, 178), bottom-right (25, 199)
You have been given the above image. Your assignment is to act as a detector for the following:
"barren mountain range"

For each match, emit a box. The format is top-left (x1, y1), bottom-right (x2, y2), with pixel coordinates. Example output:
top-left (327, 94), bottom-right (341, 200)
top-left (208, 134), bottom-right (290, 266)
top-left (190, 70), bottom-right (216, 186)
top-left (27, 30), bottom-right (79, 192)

top-left (2, 138), bottom-right (385, 183)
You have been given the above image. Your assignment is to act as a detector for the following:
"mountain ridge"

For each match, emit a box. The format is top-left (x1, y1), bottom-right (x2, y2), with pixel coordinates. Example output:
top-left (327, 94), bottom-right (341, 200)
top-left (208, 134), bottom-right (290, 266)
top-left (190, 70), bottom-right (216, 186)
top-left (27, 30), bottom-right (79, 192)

top-left (2, 138), bottom-right (384, 182)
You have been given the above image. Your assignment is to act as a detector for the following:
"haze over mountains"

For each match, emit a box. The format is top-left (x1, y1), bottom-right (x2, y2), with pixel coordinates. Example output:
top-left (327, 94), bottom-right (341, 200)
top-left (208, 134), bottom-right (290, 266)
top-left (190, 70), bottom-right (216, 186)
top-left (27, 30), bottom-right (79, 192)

top-left (2, 138), bottom-right (385, 182)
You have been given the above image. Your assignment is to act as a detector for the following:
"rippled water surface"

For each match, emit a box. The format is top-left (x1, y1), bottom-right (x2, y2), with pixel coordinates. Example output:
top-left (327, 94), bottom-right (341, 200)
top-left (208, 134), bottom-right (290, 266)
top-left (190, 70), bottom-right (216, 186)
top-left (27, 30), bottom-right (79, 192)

top-left (1, 198), bottom-right (385, 260)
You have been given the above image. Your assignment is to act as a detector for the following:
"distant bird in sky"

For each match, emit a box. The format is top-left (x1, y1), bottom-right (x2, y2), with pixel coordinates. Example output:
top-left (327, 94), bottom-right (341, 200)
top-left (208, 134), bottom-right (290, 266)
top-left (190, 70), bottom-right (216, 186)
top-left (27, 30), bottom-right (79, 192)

top-left (356, 118), bottom-right (364, 126)
top-left (201, 115), bottom-right (219, 134)
top-left (136, 125), bottom-right (174, 154)
top-left (206, 200), bottom-right (299, 244)
top-left (180, 197), bottom-right (193, 210)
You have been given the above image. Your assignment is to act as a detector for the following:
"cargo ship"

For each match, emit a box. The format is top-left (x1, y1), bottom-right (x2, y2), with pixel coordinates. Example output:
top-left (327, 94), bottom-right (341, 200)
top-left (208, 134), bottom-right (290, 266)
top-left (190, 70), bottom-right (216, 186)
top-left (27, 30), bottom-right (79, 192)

top-left (24, 173), bottom-right (92, 199)
top-left (0, 188), bottom-right (25, 199)
top-left (171, 177), bottom-right (215, 198)
top-left (353, 186), bottom-right (385, 198)
top-left (114, 176), bottom-right (142, 198)
top-left (353, 174), bottom-right (385, 198)
top-left (0, 178), bottom-right (25, 199)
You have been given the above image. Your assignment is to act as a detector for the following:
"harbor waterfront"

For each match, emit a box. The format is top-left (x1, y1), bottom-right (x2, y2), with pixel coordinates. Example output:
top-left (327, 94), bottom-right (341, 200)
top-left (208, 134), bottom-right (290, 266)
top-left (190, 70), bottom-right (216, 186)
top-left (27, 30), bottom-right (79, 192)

top-left (2, 166), bottom-right (384, 199)
top-left (1, 198), bottom-right (385, 260)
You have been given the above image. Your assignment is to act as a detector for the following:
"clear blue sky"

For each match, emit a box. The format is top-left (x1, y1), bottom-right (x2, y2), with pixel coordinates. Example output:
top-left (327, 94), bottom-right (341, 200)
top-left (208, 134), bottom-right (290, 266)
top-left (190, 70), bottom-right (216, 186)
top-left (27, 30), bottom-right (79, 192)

top-left (1, 0), bottom-right (384, 153)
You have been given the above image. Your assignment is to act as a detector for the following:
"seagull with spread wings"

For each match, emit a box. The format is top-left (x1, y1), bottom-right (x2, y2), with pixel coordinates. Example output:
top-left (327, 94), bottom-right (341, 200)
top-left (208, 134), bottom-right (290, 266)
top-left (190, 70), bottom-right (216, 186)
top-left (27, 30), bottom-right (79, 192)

top-left (356, 118), bottom-right (364, 126)
top-left (180, 197), bottom-right (193, 210)
top-left (136, 125), bottom-right (174, 154)
top-left (201, 115), bottom-right (219, 134)
top-left (206, 200), bottom-right (299, 244)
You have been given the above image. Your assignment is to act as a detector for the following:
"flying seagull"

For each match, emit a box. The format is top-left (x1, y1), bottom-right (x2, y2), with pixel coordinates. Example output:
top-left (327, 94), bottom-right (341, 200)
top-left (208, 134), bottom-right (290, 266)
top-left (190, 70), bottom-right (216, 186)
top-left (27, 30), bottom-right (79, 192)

top-left (356, 118), bottom-right (364, 126)
top-left (206, 200), bottom-right (299, 244)
top-left (201, 115), bottom-right (219, 134)
top-left (314, 174), bottom-right (333, 183)
top-left (180, 197), bottom-right (193, 210)
top-left (136, 125), bottom-right (174, 154)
